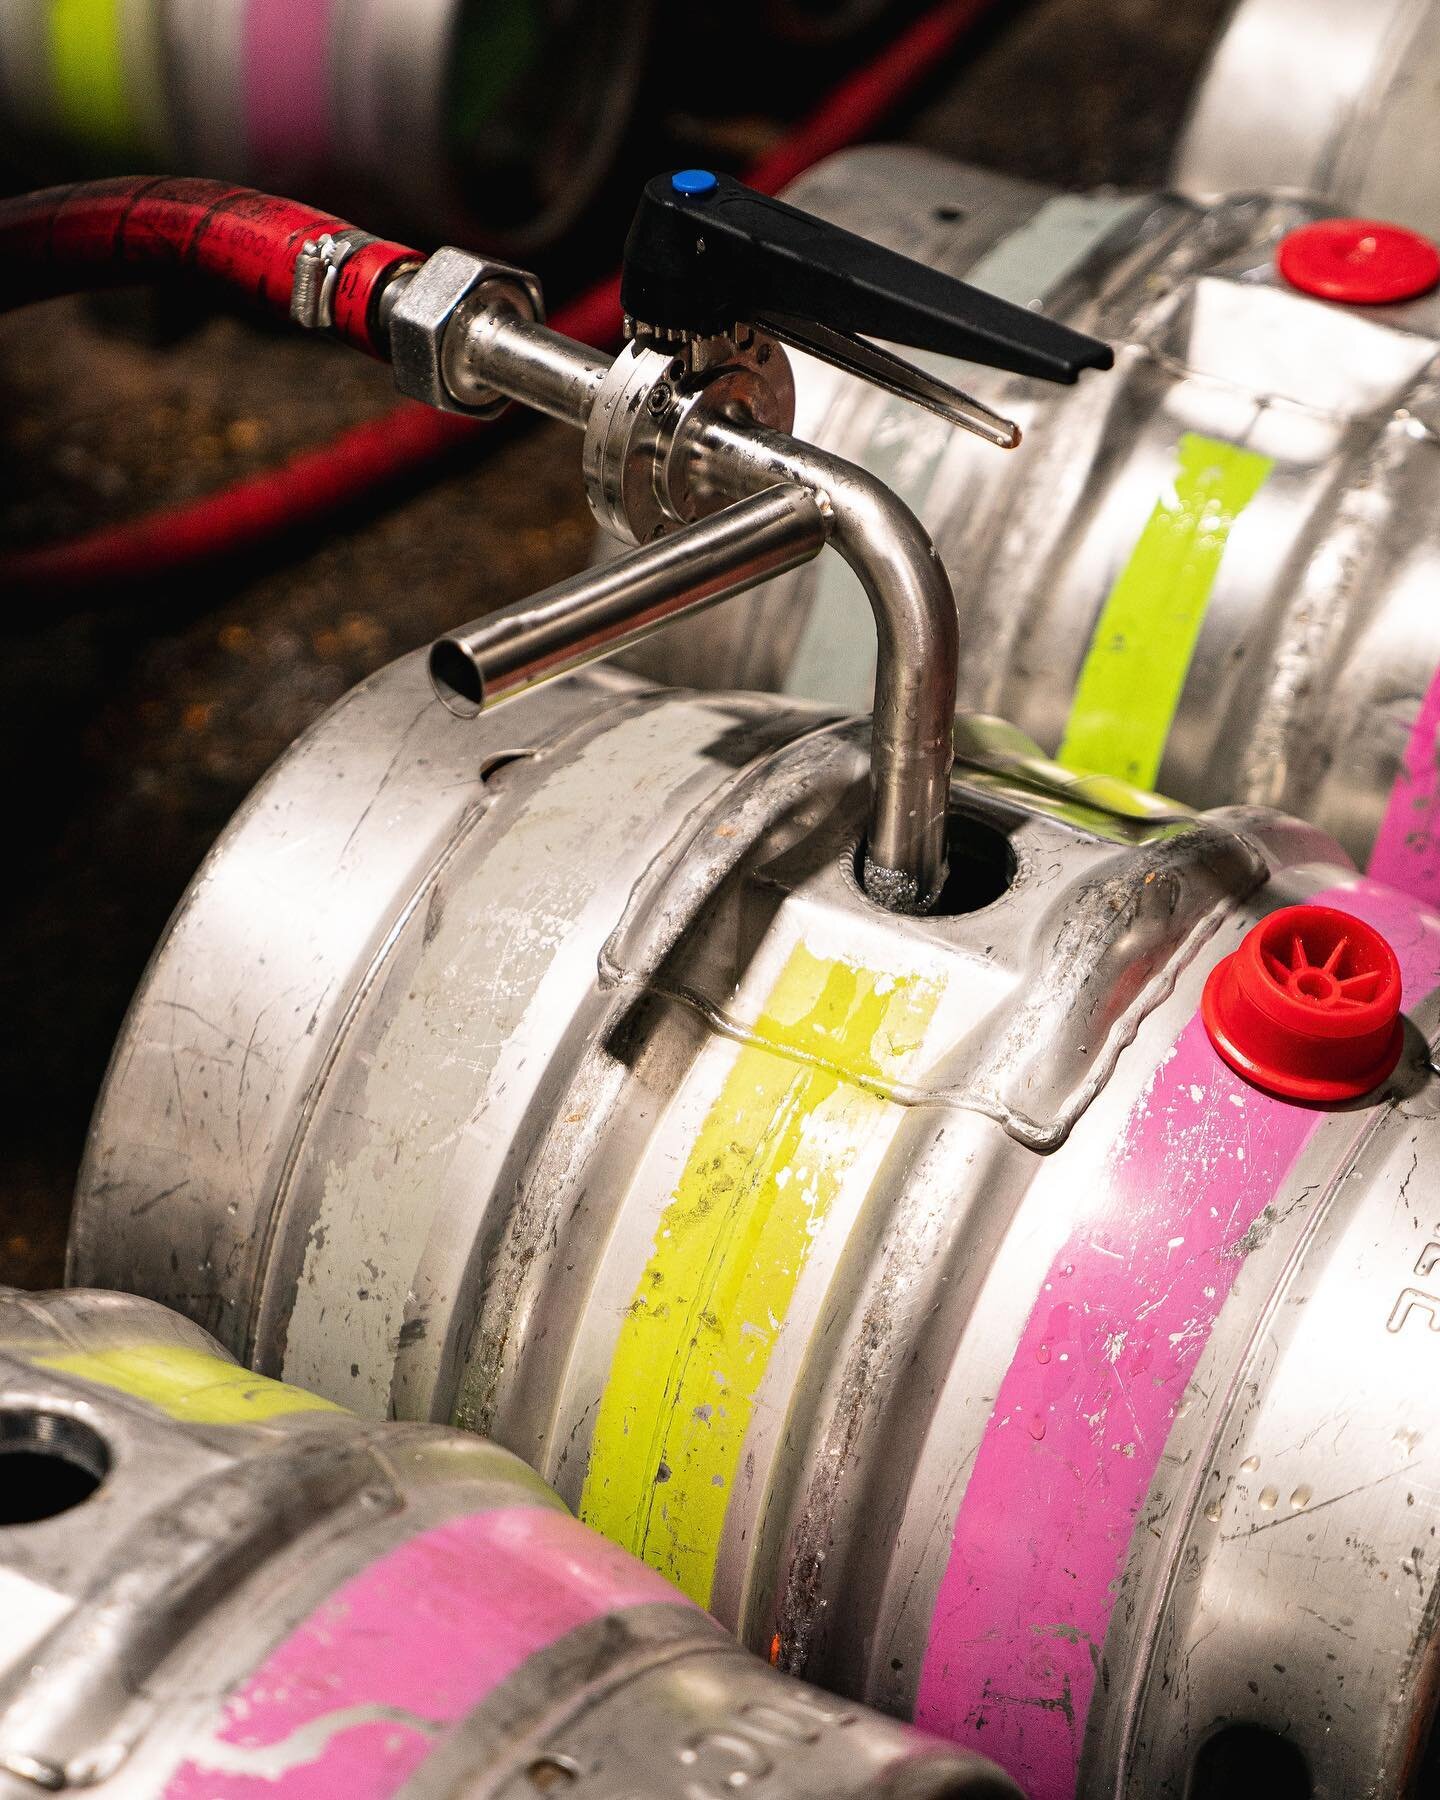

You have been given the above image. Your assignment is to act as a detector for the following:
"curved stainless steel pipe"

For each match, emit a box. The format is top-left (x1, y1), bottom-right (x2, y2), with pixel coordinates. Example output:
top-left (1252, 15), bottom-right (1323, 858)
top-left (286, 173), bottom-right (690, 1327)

top-left (431, 485), bottom-right (831, 714)
top-left (438, 304), bottom-right (960, 911)
top-left (685, 415), bottom-right (958, 912)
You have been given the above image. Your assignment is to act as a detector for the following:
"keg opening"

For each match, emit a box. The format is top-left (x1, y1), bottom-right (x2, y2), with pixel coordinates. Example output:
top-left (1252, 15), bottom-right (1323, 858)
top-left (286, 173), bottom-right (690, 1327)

top-left (933, 205), bottom-right (966, 223)
top-left (858, 812), bottom-right (1017, 916)
top-left (0, 1411), bottom-right (110, 1524)
top-left (430, 640), bottom-right (486, 718)
top-left (1186, 1723), bottom-right (1311, 1800)
top-left (930, 813), bottom-right (1018, 917)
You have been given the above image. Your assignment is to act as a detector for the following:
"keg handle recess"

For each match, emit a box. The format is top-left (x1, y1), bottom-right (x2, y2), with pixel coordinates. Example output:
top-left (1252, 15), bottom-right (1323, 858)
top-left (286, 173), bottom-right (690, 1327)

top-left (391, 170), bottom-right (1113, 911)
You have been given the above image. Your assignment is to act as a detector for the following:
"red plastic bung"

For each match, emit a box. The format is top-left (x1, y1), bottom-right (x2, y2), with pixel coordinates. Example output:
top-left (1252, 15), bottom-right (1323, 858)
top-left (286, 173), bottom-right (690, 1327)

top-left (1277, 218), bottom-right (1440, 305)
top-left (1202, 903), bottom-right (1405, 1103)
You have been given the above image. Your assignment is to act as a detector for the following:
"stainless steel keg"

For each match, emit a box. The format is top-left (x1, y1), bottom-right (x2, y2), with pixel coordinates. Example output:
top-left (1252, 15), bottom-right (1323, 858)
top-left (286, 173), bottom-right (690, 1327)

top-left (1173, 0), bottom-right (1440, 236)
top-left (620, 144), bottom-right (1440, 911)
top-left (0, 1282), bottom-right (1013, 1798)
top-left (72, 652), bottom-right (1440, 1798)
top-left (0, 0), bottom-right (651, 250)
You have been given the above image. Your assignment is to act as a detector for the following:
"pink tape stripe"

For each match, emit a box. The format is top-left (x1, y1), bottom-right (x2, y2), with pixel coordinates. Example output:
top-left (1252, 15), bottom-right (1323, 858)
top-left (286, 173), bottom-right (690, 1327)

top-left (915, 878), bottom-right (1440, 1799)
top-left (1368, 662), bottom-right (1440, 905)
top-left (165, 1505), bottom-right (691, 1798)
top-left (242, 0), bottom-right (336, 172)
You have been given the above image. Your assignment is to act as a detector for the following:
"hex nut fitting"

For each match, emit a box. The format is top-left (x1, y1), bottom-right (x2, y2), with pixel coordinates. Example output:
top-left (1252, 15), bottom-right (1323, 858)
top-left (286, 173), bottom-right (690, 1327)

top-left (390, 247), bottom-right (545, 420)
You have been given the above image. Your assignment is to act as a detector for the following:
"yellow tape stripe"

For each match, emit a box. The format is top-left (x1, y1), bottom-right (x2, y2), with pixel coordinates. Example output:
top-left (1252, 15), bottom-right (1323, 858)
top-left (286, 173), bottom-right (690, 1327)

top-left (580, 944), bottom-right (940, 1606)
top-left (37, 1345), bottom-right (347, 1424)
top-left (49, 0), bottom-right (134, 154)
top-left (1057, 432), bottom-right (1273, 791)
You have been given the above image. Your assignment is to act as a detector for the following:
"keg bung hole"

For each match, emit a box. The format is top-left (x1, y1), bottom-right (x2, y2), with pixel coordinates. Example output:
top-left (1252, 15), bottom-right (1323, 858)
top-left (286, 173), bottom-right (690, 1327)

top-left (1187, 1723), bottom-right (1311, 1800)
top-left (0, 1411), bottom-right (110, 1525)
top-left (931, 813), bottom-right (1018, 917)
top-left (933, 205), bottom-right (966, 223)
top-left (857, 813), bottom-right (1017, 917)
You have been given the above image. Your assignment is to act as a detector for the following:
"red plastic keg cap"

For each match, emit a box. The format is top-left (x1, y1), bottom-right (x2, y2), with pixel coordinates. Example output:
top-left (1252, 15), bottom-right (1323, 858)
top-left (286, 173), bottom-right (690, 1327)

top-left (1277, 218), bottom-right (1440, 305)
top-left (1202, 904), bottom-right (1404, 1102)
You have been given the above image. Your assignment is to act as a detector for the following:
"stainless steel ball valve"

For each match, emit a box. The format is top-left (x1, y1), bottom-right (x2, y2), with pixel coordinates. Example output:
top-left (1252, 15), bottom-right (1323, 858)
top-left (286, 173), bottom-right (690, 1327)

top-left (0, 1283), bottom-right (1015, 1799)
top-left (70, 650), bottom-right (1440, 1799)
top-left (624, 146), bottom-right (1440, 916)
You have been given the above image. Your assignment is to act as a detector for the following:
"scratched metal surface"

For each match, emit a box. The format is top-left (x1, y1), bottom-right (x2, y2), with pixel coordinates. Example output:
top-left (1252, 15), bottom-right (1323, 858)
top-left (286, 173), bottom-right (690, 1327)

top-left (0, 1285), bottom-right (1014, 1797)
top-left (72, 642), bottom-right (1440, 1793)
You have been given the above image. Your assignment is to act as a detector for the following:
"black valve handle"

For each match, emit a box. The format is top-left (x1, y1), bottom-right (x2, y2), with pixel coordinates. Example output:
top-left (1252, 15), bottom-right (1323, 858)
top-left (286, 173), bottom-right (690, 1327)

top-left (621, 169), bottom-right (1114, 386)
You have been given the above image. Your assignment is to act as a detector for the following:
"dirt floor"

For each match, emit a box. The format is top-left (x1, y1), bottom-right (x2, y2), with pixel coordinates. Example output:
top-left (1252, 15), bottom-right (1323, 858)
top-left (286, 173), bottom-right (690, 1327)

top-left (0, 0), bottom-right (1233, 1286)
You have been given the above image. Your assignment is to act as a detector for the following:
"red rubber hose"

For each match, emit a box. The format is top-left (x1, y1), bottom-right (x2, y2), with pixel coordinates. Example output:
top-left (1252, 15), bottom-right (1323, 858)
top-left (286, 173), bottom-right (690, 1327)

top-left (0, 0), bottom-right (1002, 600)
top-left (0, 177), bottom-right (420, 358)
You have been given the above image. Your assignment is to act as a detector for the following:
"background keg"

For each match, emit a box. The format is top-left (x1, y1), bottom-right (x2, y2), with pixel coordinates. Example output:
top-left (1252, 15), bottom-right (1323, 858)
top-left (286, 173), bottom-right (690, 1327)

top-left (0, 1282), bottom-right (1017, 1798)
top-left (1173, 0), bottom-right (1440, 239)
top-left (621, 144), bottom-right (1440, 910)
top-left (0, 0), bottom-right (654, 251)
top-left (71, 656), bottom-right (1440, 1798)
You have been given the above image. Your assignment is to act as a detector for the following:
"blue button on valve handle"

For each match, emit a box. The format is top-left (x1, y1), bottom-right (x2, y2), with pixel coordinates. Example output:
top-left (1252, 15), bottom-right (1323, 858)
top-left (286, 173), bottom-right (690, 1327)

top-left (671, 169), bottom-right (718, 196)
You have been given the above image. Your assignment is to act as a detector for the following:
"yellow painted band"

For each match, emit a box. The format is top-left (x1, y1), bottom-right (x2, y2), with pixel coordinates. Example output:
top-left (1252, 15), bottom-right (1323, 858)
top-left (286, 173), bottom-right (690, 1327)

top-left (49, 0), bottom-right (135, 154)
top-left (579, 943), bottom-right (941, 1607)
top-left (36, 1345), bottom-right (347, 1425)
top-left (1058, 432), bottom-right (1274, 791)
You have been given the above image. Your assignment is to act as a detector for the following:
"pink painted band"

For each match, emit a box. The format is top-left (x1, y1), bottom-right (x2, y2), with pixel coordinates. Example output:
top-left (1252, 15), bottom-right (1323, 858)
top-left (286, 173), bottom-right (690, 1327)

top-left (916, 878), bottom-right (1440, 1799)
top-left (165, 1505), bottom-right (692, 1798)
top-left (242, 0), bottom-right (336, 174)
top-left (1368, 661), bottom-right (1440, 905)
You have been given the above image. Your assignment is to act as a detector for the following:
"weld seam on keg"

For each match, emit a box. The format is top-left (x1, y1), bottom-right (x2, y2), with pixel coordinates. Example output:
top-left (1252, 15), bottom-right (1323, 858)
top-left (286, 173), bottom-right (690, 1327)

top-left (913, 876), bottom-right (1440, 1796)
top-left (163, 1507), bottom-right (692, 1796)
top-left (1057, 433), bottom-right (1273, 792)
top-left (242, 0), bottom-right (337, 174)
top-left (1367, 658), bottom-right (1440, 905)
top-left (579, 943), bottom-right (942, 1609)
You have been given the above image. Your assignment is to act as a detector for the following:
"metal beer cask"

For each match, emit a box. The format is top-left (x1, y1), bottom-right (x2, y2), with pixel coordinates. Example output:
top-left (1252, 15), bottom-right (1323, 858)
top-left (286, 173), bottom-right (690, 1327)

top-left (0, 1282), bottom-right (1011, 1798)
top-left (0, 0), bottom-right (651, 250)
top-left (72, 656), bottom-right (1440, 1797)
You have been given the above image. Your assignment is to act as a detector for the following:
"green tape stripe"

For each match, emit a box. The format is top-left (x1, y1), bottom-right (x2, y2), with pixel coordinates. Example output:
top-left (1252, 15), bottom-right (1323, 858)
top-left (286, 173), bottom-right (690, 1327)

top-left (49, 0), bottom-right (136, 154)
top-left (1058, 433), bottom-right (1273, 790)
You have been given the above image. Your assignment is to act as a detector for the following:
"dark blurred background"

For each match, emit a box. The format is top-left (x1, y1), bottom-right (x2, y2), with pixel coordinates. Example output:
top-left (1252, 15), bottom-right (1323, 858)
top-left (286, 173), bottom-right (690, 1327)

top-left (0, 0), bottom-right (1233, 1285)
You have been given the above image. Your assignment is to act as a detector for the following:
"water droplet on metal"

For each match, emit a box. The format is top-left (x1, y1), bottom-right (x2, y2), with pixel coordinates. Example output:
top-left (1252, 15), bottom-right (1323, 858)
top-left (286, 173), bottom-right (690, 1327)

top-left (1290, 1485), bottom-right (1312, 1510)
top-left (1259, 1485), bottom-right (1279, 1511)
top-left (1035, 1343), bottom-right (1051, 1364)
top-left (1240, 1454), bottom-right (1260, 1474)
top-left (1028, 1414), bottom-right (1046, 1441)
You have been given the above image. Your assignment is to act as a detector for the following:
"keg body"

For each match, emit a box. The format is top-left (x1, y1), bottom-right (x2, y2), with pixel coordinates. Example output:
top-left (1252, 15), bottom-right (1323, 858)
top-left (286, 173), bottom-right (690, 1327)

top-left (72, 653), bottom-right (1440, 1797)
top-left (1173, 0), bottom-right (1440, 239)
top-left (0, 0), bottom-right (651, 250)
top-left (0, 1283), bottom-right (1011, 1798)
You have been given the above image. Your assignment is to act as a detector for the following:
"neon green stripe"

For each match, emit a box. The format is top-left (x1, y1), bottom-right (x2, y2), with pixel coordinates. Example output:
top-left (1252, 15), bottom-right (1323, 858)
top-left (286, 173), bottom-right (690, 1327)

top-left (36, 1345), bottom-right (347, 1425)
top-left (49, 0), bottom-right (133, 154)
top-left (579, 943), bottom-right (941, 1607)
top-left (1058, 433), bottom-right (1273, 790)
